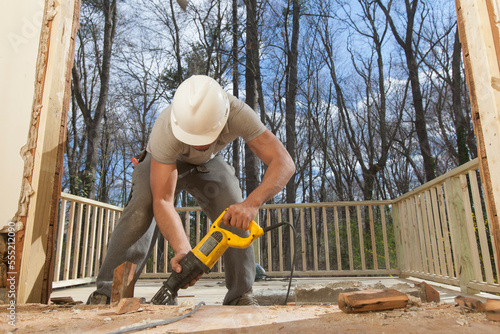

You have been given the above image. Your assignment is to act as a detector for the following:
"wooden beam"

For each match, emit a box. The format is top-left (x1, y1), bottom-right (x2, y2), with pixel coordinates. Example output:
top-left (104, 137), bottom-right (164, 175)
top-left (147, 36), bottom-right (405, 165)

top-left (16, 0), bottom-right (80, 303)
top-left (455, 0), bottom-right (500, 277)
top-left (338, 289), bottom-right (409, 314)
top-left (111, 262), bottom-right (137, 304)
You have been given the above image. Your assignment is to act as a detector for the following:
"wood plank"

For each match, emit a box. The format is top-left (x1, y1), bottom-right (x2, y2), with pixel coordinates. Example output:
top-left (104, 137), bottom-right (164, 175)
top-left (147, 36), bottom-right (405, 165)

top-left (80, 203), bottom-right (91, 278)
top-left (437, 185), bottom-right (456, 277)
top-left (455, 0), bottom-right (500, 280)
top-left (380, 205), bottom-right (390, 270)
top-left (267, 209), bottom-right (272, 272)
top-left (114, 297), bottom-right (141, 315)
top-left (419, 194), bottom-right (434, 274)
top-left (345, 206), bottom-right (353, 271)
top-left (334, 206), bottom-right (341, 270)
top-left (338, 289), bottom-right (409, 314)
top-left (415, 281), bottom-right (440, 303)
top-left (356, 206), bottom-right (366, 270)
top-left (53, 199), bottom-right (67, 282)
top-left (460, 174), bottom-right (484, 282)
top-left (17, 0), bottom-right (80, 303)
top-left (111, 262), bottom-right (137, 304)
top-left (278, 209), bottom-right (284, 272)
top-left (425, 189), bottom-right (441, 276)
top-left (300, 208), bottom-right (306, 271)
top-left (63, 202), bottom-right (75, 281)
top-left (485, 299), bottom-right (500, 321)
top-left (416, 195), bottom-right (430, 273)
top-left (321, 207), bottom-right (330, 271)
top-left (368, 206), bottom-right (377, 270)
top-left (444, 176), bottom-right (479, 294)
top-left (311, 208), bottom-right (318, 272)
top-left (430, 188), bottom-right (447, 277)
top-left (94, 208), bottom-right (104, 276)
top-left (455, 295), bottom-right (486, 312)
top-left (468, 170), bottom-right (495, 284)
top-left (72, 203), bottom-right (83, 279)
top-left (88, 206), bottom-right (99, 277)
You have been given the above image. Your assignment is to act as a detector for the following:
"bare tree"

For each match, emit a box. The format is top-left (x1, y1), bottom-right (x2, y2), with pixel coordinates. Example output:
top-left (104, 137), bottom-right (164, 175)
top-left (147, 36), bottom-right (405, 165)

top-left (376, 0), bottom-right (436, 182)
top-left (70, 0), bottom-right (118, 199)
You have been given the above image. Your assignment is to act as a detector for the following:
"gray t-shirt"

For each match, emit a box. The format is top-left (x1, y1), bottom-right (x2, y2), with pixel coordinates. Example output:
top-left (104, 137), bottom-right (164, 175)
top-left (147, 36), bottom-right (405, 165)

top-left (147, 93), bottom-right (266, 165)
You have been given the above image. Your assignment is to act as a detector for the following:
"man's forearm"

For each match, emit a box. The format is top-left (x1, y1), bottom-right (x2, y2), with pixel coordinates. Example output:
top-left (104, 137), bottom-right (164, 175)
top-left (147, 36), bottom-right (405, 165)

top-left (245, 158), bottom-right (295, 208)
top-left (153, 200), bottom-right (191, 254)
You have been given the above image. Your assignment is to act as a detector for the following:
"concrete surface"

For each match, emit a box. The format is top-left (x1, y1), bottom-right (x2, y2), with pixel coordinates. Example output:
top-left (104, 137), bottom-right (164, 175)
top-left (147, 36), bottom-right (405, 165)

top-left (50, 276), bottom-right (499, 306)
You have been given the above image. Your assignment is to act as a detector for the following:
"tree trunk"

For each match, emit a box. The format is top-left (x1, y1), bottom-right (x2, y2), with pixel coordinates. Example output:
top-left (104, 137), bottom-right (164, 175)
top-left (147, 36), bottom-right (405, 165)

top-left (244, 0), bottom-right (260, 195)
top-left (451, 28), bottom-right (469, 165)
top-left (72, 0), bottom-right (117, 199)
top-left (232, 0), bottom-right (241, 183)
top-left (285, 0), bottom-right (299, 204)
top-left (377, 0), bottom-right (435, 182)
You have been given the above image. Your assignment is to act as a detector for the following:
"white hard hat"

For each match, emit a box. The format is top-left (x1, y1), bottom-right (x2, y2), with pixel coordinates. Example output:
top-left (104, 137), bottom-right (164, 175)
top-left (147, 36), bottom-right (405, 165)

top-left (171, 75), bottom-right (229, 145)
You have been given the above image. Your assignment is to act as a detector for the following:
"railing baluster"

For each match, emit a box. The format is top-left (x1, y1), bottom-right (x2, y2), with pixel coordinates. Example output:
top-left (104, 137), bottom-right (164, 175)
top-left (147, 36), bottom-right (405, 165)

top-left (345, 206), bottom-right (353, 271)
top-left (311, 207), bottom-right (318, 272)
top-left (88, 205), bottom-right (98, 277)
top-left (80, 204), bottom-right (91, 279)
top-left (278, 208), bottom-right (284, 272)
top-left (380, 205), bottom-right (390, 270)
top-left (468, 170), bottom-right (495, 284)
top-left (334, 206), bottom-right (341, 271)
top-left (54, 199), bottom-right (67, 282)
top-left (322, 207), bottom-right (330, 271)
top-left (357, 206), bottom-right (366, 271)
top-left (64, 201), bottom-right (75, 281)
top-left (267, 208), bottom-right (272, 272)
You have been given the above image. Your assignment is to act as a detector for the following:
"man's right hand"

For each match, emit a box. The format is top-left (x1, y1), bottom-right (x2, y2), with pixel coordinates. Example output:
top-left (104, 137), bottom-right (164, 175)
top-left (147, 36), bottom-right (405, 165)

top-left (170, 250), bottom-right (203, 289)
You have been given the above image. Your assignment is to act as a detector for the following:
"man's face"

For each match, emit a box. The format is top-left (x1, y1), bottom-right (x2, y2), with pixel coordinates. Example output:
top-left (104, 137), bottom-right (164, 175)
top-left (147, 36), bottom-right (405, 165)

top-left (192, 141), bottom-right (215, 151)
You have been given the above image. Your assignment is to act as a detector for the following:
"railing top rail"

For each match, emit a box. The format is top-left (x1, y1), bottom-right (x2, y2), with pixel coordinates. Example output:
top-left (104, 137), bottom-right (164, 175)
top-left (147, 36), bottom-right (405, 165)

top-left (175, 200), bottom-right (393, 213)
top-left (60, 192), bottom-right (123, 211)
top-left (393, 158), bottom-right (479, 203)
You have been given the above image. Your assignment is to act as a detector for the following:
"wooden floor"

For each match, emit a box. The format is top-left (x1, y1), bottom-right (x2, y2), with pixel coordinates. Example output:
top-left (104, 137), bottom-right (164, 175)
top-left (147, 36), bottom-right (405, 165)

top-left (3, 277), bottom-right (499, 333)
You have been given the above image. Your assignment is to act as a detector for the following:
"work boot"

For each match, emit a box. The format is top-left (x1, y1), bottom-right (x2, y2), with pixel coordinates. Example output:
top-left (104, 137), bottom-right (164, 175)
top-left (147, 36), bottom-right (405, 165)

top-left (86, 291), bottom-right (110, 305)
top-left (235, 289), bottom-right (259, 306)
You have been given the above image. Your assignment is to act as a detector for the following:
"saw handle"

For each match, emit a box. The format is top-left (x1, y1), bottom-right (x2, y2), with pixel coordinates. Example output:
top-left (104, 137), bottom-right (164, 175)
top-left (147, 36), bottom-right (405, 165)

top-left (213, 209), bottom-right (264, 249)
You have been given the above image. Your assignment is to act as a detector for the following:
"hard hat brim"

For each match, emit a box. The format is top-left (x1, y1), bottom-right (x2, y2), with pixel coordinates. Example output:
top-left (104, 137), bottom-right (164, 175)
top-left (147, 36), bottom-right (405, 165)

top-left (171, 114), bottom-right (226, 146)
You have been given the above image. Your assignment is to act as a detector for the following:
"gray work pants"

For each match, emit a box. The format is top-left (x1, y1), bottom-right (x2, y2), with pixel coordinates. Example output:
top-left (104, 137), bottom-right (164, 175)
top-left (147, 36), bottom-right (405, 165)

top-left (93, 153), bottom-right (256, 305)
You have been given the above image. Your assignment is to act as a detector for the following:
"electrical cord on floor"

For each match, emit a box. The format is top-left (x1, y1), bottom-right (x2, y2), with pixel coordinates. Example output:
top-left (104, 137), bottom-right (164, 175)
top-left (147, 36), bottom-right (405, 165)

top-left (262, 221), bottom-right (297, 305)
top-left (106, 301), bottom-right (205, 334)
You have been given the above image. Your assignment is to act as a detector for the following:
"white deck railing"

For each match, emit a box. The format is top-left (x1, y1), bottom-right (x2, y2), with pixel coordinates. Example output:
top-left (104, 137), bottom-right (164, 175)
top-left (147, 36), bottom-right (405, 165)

top-left (53, 158), bottom-right (500, 296)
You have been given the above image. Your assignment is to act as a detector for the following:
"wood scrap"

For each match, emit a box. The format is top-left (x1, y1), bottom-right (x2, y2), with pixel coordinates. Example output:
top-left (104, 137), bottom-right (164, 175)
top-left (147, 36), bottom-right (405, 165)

top-left (454, 295), bottom-right (485, 312)
top-left (414, 281), bottom-right (440, 302)
top-left (338, 289), bottom-right (409, 314)
top-left (50, 296), bottom-right (83, 305)
top-left (111, 262), bottom-right (137, 304)
top-left (115, 297), bottom-right (141, 315)
top-left (485, 299), bottom-right (500, 321)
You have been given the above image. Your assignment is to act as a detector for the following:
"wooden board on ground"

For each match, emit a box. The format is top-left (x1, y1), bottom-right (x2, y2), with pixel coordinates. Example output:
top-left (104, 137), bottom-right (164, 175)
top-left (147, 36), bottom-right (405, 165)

top-left (455, 295), bottom-right (486, 312)
top-left (338, 289), bottom-right (409, 314)
top-left (485, 299), bottom-right (500, 321)
top-left (111, 262), bottom-right (137, 304)
top-left (415, 281), bottom-right (440, 302)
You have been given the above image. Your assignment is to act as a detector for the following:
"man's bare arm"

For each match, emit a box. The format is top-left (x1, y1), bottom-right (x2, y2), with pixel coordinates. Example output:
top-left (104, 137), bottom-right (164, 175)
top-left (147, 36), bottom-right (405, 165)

top-left (222, 129), bottom-right (295, 229)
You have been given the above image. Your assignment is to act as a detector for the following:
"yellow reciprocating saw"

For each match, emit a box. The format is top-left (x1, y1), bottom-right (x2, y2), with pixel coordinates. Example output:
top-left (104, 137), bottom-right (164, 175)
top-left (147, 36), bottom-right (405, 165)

top-left (151, 209), bottom-right (264, 305)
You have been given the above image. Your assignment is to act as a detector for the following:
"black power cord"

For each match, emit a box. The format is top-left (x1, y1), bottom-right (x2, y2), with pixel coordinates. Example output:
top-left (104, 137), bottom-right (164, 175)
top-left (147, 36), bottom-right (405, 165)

top-left (262, 221), bottom-right (297, 305)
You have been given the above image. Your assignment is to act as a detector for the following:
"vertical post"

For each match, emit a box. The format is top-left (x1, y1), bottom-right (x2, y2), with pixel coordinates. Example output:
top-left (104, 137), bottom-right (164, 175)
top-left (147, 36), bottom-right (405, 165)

top-left (444, 177), bottom-right (479, 294)
top-left (392, 202), bottom-right (406, 276)
top-left (455, 0), bottom-right (500, 277)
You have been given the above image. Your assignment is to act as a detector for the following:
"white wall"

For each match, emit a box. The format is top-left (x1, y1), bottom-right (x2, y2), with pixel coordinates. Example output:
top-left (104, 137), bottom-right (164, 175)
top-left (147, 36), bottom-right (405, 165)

top-left (0, 1), bottom-right (45, 226)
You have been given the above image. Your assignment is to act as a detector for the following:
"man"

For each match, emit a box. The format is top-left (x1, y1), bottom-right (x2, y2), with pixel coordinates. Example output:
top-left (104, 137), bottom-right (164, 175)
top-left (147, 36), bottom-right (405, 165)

top-left (88, 75), bottom-right (295, 305)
